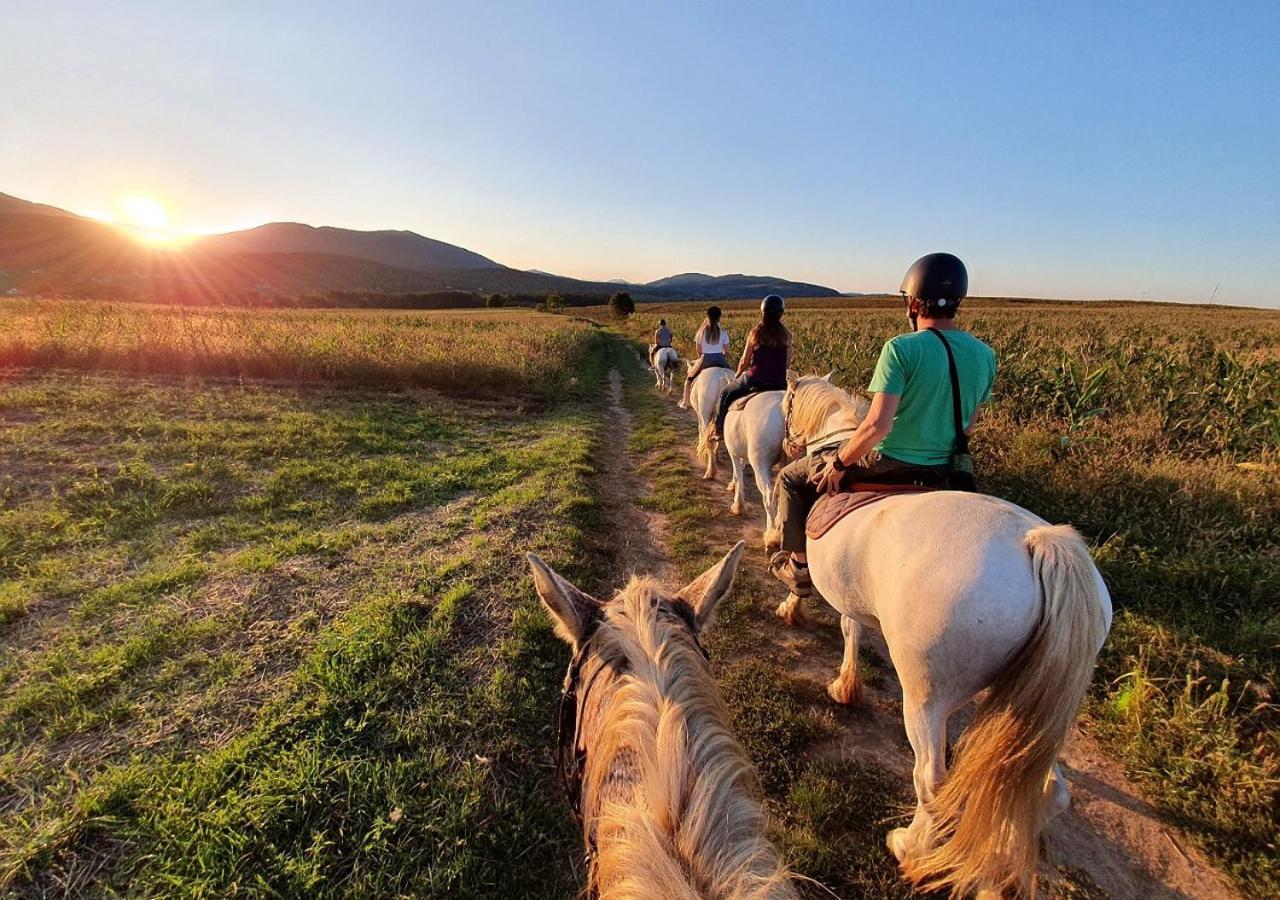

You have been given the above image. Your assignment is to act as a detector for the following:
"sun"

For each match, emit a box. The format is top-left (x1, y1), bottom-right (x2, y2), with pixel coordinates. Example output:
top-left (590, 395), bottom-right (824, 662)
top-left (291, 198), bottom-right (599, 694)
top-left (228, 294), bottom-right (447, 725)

top-left (115, 192), bottom-right (188, 244)
top-left (121, 193), bottom-right (169, 229)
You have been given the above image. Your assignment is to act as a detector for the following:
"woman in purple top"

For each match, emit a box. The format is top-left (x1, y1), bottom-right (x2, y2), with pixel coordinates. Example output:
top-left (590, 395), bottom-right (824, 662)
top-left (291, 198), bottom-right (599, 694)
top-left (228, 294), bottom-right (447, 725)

top-left (713, 295), bottom-right (792, 439)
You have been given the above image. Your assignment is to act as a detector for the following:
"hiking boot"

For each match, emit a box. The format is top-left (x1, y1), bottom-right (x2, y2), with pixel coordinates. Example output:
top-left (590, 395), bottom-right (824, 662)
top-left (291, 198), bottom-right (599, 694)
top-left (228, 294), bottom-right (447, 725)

top-left (769, 551), bottom-right (812, 598)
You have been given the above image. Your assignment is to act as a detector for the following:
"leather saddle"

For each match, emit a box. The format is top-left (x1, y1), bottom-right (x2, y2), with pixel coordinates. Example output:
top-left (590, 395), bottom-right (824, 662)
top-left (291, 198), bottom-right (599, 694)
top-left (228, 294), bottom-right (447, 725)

top-left (806, 483), bottom-right (938, 540)
top-left (729, 390), bottom-right (776, 413)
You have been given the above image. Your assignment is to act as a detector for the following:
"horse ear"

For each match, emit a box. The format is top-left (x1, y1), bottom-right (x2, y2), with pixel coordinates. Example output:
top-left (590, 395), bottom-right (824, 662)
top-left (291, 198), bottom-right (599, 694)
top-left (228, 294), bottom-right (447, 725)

top-left (822, 370), bottom-right (835, 382)
top-left (678, 541), bottom-right (746, 632)
top-left (527, 553), bottom-right (600, 649)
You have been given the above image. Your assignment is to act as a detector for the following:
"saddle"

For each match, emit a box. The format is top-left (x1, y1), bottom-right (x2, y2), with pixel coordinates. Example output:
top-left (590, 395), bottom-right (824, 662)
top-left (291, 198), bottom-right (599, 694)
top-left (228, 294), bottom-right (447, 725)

top-left (806, 483), bottom-right (938, 540)
top-left (729, 391), bottom-right (770, 413)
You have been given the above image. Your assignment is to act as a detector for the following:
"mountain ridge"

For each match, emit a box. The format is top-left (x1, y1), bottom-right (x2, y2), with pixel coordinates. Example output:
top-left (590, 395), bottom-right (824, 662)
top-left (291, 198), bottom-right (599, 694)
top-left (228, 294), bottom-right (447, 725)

top-left (0, 191), bottom-right (844, 302)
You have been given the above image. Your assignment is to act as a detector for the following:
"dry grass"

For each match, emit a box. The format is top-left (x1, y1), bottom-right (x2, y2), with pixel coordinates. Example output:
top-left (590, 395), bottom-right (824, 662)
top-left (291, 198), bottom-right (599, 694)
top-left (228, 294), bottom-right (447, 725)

top-left (0, 299), bottom-right (597, 398)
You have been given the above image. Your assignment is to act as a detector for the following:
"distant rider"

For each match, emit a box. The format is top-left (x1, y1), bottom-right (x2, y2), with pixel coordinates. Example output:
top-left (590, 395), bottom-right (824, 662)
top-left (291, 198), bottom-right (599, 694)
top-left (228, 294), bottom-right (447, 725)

top-left (710, 295), bottom-right (792, 443)
top-left (649, 318), bottom-right (674, 369)
top-left (678, 306), bottom-right (731, 409)
top-left (769, 254), bottom-right (996, 598)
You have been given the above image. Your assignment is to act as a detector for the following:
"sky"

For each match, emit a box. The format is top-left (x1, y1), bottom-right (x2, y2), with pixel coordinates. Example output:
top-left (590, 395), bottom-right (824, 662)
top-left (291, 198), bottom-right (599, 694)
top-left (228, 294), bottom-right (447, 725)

top-left (3, 1), bottom-right (1279, 305)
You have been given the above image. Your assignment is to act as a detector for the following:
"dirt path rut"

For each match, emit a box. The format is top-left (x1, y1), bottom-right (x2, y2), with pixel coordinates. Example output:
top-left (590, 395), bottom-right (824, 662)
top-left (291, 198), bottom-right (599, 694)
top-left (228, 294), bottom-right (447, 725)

top-left (608, 348), bottom-right (1240, 900)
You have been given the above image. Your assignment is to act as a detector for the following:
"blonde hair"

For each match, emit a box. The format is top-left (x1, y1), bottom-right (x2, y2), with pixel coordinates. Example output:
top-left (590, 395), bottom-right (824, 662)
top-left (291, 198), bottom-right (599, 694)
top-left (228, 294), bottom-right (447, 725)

top-left (785, 375), bottom-right (868, 442)
top-left (578, 577), bottom-right (796, 899)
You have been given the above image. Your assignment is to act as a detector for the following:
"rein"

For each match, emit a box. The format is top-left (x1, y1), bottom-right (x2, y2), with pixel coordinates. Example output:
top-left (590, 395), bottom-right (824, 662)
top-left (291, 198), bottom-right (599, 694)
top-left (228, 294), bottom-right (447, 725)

top-left (782, 382), bottom-right (863, 457)
top-left (556, 597), bottom-right (710, 891)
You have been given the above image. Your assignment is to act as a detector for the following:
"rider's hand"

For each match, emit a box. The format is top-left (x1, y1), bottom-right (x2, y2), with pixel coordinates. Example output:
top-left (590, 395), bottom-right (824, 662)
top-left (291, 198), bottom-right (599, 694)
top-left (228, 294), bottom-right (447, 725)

top-left (810, 455), bottom-right (845, 496)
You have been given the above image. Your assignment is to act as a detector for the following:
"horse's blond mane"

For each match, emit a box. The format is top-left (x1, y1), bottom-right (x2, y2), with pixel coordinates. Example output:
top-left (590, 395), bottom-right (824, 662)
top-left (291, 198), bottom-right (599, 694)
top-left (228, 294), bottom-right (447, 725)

top-left (581, 576), bottom-right (795, 899)
top-left (787, 376), bottom-right (868, 441)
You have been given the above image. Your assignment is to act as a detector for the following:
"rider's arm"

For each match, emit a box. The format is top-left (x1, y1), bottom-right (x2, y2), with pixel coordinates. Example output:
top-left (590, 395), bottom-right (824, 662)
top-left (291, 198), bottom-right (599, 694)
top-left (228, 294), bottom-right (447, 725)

top-left (735, 329), bottom-right (756, 375)
top-left (835, 392), bottom-right (900, 467)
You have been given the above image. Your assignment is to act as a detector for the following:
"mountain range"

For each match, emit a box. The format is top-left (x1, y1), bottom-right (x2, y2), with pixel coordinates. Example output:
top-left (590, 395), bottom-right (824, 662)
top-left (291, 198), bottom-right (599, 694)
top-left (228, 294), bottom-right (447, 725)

top-left (0, 191), bottom-right (842, 303)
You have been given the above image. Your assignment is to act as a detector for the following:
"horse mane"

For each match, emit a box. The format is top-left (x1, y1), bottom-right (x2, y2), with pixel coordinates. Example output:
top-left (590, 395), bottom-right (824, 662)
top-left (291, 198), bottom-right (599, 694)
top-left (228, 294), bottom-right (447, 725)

top-left (787, 376), bottom-right (869, 440)
top-left (582, 576), bottom-right (794, 899)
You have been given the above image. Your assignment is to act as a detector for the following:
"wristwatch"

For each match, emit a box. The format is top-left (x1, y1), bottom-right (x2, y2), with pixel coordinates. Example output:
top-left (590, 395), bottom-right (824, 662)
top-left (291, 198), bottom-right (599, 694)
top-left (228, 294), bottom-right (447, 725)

top-left (831, 455), bottom-right (848, 472)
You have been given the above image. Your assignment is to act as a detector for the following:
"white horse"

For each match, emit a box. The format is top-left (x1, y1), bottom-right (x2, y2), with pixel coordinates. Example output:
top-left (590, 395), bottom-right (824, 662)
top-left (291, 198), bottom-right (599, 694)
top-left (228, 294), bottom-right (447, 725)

top-left (777, 375), bottom-right (1112, 899)
top-left (722, 389), bottom-right (786, 545)
top-left (690, 366), bottom-right (735, 480)
top-left (528, 543), bottom-right (797, 898)
top-left (651, 347), bottom-right (680, 394)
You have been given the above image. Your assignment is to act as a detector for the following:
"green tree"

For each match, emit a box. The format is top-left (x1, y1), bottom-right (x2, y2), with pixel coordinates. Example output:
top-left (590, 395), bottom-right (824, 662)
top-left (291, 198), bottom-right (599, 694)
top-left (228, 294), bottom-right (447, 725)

top-left (546, 293), bottom-right (565, 314)
top-left (485, 293), bottom-right (505, 309)
top-left (609, 291), bottom-right (635, 319)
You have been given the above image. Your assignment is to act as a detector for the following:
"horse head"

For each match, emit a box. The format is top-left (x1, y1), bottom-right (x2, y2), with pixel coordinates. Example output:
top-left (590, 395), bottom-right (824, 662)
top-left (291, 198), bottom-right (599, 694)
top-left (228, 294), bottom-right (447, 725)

top-left (527, 542), bottom-right (794, 897)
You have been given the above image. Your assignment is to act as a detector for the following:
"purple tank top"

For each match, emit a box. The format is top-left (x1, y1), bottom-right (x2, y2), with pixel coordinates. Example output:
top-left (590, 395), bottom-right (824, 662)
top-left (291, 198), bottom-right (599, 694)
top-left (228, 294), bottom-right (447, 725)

top-left (748, 340), bottom-right (788, 384)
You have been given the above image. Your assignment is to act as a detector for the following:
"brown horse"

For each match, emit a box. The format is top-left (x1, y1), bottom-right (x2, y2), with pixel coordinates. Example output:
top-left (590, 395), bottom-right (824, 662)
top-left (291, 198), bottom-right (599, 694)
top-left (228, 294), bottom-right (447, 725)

top-left (528, 542), bottom-right (797, 899)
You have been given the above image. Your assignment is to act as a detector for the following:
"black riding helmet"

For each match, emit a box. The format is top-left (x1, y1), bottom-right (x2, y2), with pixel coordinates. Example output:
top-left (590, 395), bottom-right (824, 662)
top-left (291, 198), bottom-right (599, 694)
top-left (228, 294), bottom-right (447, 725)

top-left (900, 253), bottom-right (968, 306)
top-left (761, 294), bottom-right (785, 316)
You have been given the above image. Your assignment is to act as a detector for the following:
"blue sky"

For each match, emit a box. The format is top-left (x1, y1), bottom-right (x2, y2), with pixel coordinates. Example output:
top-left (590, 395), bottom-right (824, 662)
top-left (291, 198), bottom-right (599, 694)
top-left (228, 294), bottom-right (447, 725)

top-left (3, 1), bottom-right (1278, 304)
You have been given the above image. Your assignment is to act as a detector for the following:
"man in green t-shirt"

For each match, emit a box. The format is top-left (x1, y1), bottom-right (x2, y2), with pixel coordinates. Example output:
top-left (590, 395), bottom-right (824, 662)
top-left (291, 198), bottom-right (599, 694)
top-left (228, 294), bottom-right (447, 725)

top-left (770, 253), bottom-right (996, 598)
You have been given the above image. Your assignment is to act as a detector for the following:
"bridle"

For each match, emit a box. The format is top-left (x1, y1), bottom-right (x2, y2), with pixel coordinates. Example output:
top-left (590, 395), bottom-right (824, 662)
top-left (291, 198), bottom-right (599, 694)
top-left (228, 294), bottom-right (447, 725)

top-left (782, 380), bottom-right (859, 458)
top-left (556, 596), bottom-right (710, 892)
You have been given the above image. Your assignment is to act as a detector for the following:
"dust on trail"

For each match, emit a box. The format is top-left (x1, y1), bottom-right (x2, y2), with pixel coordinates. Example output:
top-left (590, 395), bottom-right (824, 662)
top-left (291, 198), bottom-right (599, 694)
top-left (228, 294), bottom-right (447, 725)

top-left (611, 349), bottom-right (1240, 900)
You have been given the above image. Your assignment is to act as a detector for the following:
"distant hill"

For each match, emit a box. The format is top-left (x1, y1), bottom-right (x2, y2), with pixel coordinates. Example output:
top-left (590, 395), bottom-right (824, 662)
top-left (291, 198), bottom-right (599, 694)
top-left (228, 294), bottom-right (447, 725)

top-left (0, 192), bottom-right (83, 219)
top-left (644, 272), bottom-right (840, 298)
top-left (0, 190), bottom-right (844, 304)
top-left (198, 222), bottom-right (499, 271)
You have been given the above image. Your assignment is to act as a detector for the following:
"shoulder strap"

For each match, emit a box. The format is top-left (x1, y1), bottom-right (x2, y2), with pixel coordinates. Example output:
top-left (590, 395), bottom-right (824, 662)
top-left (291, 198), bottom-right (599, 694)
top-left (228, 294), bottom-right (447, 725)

top-left (926, 328), bottom-right (969, 455)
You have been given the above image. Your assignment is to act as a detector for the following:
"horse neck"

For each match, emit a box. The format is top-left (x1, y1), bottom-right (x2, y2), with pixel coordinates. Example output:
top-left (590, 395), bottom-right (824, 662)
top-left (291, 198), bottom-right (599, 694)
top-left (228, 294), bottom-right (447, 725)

top-left (584, 616), bottom-right (791, 898)
top-left (811, 404), bottom-right (861, 445)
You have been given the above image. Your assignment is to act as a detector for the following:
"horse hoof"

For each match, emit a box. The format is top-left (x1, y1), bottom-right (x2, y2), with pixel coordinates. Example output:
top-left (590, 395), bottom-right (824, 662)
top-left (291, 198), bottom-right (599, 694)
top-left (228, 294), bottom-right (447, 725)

top-left (775, 595), bottom-right (806, 626)
top-left (725, 480), bottom-right (736, 493)
top-left (762, 530), bottom-right (781, 553)
top-left (730, 503), bottom-right (743, 516)
top-left (827, 677), bottom-right (862, 706)
top-left (886, 828), bottom-right (910, 863)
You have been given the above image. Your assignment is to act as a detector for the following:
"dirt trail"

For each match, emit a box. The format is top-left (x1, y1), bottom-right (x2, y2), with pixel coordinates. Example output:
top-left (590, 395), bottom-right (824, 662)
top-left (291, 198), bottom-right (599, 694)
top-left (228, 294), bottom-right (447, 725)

top-left (611, 350), bottom-right (1240, 900)
top-left (598, 366), bottom-right (677, 587)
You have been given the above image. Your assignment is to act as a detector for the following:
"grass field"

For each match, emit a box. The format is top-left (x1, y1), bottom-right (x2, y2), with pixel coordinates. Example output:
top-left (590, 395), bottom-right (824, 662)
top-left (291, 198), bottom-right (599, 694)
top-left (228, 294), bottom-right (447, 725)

top-left (0, 299), bottom-right (598, 399)
top-left (0, 306), bottom-right (619, 894)
top-left (2, 298), bottom-right (1276, 896)
top-left (621, 300), bottom-right (1279, 890)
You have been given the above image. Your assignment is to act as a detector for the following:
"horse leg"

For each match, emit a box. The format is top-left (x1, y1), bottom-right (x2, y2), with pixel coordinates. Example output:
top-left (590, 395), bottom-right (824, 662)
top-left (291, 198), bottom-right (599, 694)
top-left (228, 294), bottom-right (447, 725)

top-left (750, 452), bottom-right (778, 549)
top-left (1043, 762), bottom-right (1071, 822)
top-left (729, 455), bottom-right (746, 516)
top-left (826, 615), bottom-right (863, 704)
top-left (888, 694), bottom-right (948, 866)
top-left (775, 592), bottom-right (807, 625)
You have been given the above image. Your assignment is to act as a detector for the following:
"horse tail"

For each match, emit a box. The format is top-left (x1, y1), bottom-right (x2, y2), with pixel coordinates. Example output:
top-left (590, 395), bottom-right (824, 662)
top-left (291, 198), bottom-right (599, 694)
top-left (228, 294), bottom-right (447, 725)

top-left (903, 524), bottom-right (1107, 898)
top-left (695, 422), bottom-right (712, 462)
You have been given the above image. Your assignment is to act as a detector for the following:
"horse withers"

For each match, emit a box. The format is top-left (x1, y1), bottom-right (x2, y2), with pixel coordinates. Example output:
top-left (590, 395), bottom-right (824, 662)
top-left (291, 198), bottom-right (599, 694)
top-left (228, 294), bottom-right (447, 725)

top-left (778, 374), bottom-right (1113, 900)
top-left (528, 543), bottom-right (796, 899)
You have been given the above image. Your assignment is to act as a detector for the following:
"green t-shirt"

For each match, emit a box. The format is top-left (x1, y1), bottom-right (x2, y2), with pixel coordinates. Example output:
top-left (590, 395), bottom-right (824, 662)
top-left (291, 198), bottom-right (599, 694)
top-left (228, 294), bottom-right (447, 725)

top-left (867, 329), bottom-right (996, 466)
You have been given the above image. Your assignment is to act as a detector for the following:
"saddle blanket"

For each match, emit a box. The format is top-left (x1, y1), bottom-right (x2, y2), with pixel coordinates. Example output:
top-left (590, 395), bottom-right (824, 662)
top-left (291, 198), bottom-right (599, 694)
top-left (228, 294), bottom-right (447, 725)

top-left (807, 483), bottom-right (937, 540)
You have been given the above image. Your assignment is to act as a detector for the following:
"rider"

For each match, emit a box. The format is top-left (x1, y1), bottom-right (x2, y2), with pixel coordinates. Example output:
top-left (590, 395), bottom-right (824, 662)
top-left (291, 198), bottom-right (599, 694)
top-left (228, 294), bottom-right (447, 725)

top-left (649, 318), bottom-right (674, 369)
top-left (711, 295), bottom-right (791, 443)
top-left (678, 306), bottom-right (731, 409)
top-left (768, 253), bottom-right (996, 598)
